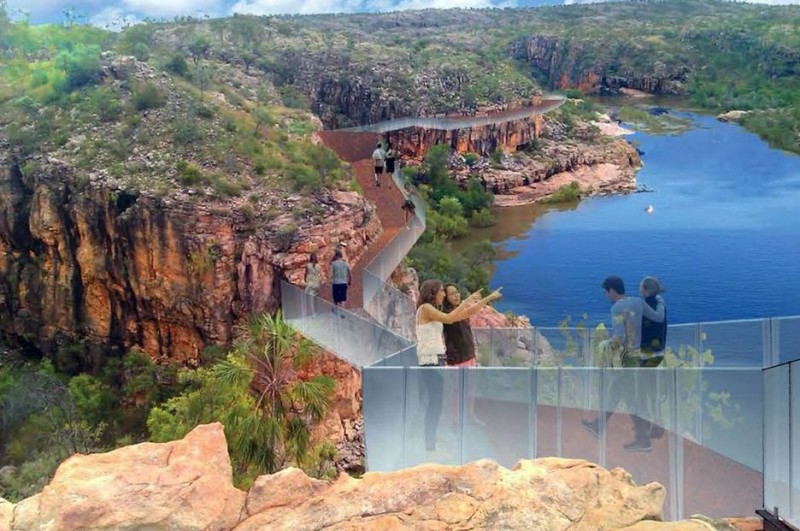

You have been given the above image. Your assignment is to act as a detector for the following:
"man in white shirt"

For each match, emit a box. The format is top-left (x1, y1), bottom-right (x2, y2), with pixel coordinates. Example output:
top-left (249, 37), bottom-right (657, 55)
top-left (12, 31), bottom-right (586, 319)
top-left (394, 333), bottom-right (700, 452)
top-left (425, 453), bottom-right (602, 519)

top-left (372, 142), bottom-right (385, 187)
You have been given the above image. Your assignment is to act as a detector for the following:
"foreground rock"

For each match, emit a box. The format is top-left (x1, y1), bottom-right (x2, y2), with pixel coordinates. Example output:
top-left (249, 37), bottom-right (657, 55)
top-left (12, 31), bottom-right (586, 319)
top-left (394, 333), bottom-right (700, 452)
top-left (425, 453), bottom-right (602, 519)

top-left (1, 423), bottom-right (760, 530)
top-left (7, 424), bottom-right (245, 531)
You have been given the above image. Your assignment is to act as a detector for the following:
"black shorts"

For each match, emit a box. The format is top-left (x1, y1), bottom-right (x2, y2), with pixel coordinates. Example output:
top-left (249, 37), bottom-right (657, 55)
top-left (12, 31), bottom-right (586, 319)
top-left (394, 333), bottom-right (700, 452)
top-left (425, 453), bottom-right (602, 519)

top-left (374, 165), bottom-right (384, 174)
top-left (402, 199), bottom-right (415, 211)
top-left (332, 283), bottom-right (348, 303)
top-left (385, 159), bottom-right (396, 173)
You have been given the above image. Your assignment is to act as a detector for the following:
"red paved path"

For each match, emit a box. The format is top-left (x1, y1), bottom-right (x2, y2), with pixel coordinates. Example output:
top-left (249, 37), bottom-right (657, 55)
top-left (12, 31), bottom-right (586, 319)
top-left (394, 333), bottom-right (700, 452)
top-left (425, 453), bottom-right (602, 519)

top-left (318, 131), bottom-right (406, 310)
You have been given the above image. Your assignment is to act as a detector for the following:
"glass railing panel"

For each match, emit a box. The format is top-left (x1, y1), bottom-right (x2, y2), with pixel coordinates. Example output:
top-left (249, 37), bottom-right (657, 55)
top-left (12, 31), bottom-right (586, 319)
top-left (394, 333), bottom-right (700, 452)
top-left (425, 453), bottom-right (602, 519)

top-left (775, 316), bottom-right (800, 365)
top-left (362, 366), bottom-right (406, 471)
top-left (534, 327), bottom-right (584, 366)
top-left (560, 367), bottom-right (604, 464)
top-left (664, 323), bottom-right (699, 366)
top-left (697, 319), bottom-right (765, 367)
top-left (764, 363), bottom-right (791, 520)
top-left (363, 270), bottom-right (416, 341)
top-left (281, 281), bottom-right (411, 367)
top-left (462, 368), bottom-right (532, 467)
top-left (472, 328), bottom-right (538, 367)
top-left (381, 345), bottom-right (417, 367)
top-left (791, 363), bottom-right (800, 526)
top-left (601, 368), bottom-right (677, 519)
top-left (404, 367), bottom-right (463, 468)
top-left (678, 368), bottom-right (763, 519)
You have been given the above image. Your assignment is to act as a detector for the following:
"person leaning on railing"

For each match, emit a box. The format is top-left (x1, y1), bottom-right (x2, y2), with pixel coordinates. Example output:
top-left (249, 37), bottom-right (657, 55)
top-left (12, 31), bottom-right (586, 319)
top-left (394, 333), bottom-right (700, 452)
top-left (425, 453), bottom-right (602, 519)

top-left (415, 280), bottom-right (502, 451)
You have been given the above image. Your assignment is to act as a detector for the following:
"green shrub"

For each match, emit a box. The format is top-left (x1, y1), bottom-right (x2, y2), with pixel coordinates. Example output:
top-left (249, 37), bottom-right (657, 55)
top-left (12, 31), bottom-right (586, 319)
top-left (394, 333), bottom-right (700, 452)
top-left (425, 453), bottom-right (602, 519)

top-left (463, 152), bottom-right (479, 166)
top-left (470, 208), bottom-right (496, 228)
top-left (212, 175), bottom-right (242, 197)
top-left (87, 88), bottom-right (122, 122)
top-left (196, 105), bottom-right (214, 119)
top-left (164, 54), bottom-right (189, 77)
top-left (438, 196), bottom-right (463, 218)
top-left (173, 118), bottom-right (201, 145)
top-left (176, 160), bottom-right (204, 185)
top-left (56, 44), bottom-right (101, 91)
top-left (132, 83), bottom-right (166, 111)
top-left (254, 162), bottom-right (266, 175)
top-left (272, 223), bottom-right (298, 251)
top-left (540, 182), bottom-right (581, 204)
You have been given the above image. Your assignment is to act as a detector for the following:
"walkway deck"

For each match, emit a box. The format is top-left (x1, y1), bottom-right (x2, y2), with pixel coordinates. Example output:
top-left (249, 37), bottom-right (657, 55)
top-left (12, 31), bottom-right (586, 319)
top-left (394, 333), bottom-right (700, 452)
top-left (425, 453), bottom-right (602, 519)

top-left (318, 132), bottom-right (407, 311)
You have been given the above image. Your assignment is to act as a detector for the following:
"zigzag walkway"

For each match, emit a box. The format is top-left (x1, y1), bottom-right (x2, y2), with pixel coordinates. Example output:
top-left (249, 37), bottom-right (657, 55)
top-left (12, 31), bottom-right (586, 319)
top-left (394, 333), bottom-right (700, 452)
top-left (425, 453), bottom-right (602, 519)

top-left (282, 96), bottom-right (566, 366)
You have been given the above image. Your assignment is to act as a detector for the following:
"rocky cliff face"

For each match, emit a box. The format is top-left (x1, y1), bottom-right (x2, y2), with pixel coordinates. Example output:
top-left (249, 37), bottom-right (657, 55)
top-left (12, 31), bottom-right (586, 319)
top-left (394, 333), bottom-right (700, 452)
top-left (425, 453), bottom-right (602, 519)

top-left (0, 423), bottom-right (760, 531)
top-left (510, 35), bottom-right (689, 95)
top-left (0, 156), bottom-right (380, 366)
top-left (386, 114), bottom-right (544, 158)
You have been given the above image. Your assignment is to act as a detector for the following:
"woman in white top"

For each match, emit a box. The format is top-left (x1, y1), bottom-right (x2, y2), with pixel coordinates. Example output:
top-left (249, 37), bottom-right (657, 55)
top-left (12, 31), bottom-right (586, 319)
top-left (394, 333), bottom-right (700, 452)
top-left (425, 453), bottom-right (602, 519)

top-left (303, 252), bottom-right (321, 315)
top-left (415, 279), bottom-right (501, 451)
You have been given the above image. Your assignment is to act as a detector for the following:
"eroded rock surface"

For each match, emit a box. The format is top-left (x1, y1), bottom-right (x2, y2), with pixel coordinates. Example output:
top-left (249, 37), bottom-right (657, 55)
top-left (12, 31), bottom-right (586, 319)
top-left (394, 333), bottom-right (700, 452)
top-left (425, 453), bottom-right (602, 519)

top-left (1, 424), bottom-right (760, 531)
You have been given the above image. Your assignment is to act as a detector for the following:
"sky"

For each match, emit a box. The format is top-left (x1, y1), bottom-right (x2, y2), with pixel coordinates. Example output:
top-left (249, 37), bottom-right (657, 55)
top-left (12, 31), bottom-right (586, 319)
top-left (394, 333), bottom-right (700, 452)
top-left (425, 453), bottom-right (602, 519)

top-left (5, 0), bottom-right (800, 29)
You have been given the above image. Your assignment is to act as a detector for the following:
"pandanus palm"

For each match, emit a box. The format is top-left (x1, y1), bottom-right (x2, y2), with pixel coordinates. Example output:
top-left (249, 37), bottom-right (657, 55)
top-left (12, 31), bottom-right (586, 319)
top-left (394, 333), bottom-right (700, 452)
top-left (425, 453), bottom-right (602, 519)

top-left (215, 310), bottom-right (335, 475)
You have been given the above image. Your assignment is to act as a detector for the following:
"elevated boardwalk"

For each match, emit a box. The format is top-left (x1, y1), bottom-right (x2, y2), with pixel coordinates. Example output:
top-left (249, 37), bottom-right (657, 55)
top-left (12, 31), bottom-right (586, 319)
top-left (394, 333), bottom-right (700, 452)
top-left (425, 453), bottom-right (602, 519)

top-left (281, 96), bottom-right (772, 521)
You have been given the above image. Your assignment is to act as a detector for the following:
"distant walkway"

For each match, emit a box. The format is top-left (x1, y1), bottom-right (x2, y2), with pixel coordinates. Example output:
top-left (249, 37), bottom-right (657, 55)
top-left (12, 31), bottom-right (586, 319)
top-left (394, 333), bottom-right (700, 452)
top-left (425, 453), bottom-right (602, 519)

top-left (337, 96), bottom-right (565, 133)
top-left (315, 96), bottom-right (564, 310)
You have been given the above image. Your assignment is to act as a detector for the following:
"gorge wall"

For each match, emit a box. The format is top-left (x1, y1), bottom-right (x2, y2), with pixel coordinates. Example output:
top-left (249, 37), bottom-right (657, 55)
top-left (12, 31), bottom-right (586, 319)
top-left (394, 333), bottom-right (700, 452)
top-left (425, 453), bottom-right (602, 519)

top-left (510, 35), bottom-right (690, 96)
top-left (0, 155), bottom-right (380, 366)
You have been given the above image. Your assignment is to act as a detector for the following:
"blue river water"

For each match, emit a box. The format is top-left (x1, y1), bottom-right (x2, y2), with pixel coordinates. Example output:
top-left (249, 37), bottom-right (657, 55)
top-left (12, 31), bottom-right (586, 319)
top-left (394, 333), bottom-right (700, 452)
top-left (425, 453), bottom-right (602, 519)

top-left (475, 112), bottom-right (800, 327)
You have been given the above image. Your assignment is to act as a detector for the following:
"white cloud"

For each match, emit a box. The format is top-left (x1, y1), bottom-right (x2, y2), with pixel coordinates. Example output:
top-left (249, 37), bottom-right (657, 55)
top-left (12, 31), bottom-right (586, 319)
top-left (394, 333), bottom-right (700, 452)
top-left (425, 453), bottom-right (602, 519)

top-left (231, 0), bottom-right (508, 15)
top-left (122, 0), bottom-right (225, 17)
top-left (89, 6), bottom-right (140, 31)
top-left (231, 0), bottom-right (363, 15)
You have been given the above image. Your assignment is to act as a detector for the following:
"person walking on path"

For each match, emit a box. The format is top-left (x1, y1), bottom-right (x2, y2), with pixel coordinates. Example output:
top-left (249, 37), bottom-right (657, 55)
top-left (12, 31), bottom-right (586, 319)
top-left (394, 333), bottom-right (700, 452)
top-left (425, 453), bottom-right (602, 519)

top-left (416, 279), bottom-right (502, 452)
top-left (581, 275), bottom-right (665, 452)
top-left (385, 142), bottom-right (398, 181)
top-left (303, 252), bottom-right (321, 315)
top-left (330, 250), bottom-right (351, 314)
top-left (372, 142), bottom-right (386, 187)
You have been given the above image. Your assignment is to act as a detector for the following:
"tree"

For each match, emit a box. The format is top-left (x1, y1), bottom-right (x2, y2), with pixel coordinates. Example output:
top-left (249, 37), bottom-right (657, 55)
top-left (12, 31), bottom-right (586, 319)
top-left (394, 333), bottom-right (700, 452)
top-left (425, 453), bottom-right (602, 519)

top-left (148, 311), bottom-right (336, 484)
top-left (216, 311), bottom-right (335, 475)
top-left (188, 36), bottom-right (210, 65)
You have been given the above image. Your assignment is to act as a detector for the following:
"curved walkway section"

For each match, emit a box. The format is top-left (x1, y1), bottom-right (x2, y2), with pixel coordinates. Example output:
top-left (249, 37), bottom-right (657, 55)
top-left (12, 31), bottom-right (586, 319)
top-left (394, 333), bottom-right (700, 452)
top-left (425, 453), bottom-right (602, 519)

top-left (338, 96), bottom-right (564, 133)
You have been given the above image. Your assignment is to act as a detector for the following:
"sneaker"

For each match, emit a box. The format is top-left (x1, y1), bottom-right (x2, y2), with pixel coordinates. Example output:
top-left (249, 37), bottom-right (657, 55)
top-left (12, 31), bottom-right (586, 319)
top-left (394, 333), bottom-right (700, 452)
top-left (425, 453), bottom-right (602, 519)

top-left (581, 419), bottom-right (601, 439)
top-left (623, 439), bottom-right (652, 452)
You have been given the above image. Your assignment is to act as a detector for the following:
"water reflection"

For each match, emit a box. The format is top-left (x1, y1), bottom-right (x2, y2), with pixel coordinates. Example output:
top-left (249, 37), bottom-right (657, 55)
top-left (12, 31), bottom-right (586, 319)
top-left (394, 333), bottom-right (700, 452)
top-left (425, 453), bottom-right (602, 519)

top-left (453, 202), bottom-right (578, 258)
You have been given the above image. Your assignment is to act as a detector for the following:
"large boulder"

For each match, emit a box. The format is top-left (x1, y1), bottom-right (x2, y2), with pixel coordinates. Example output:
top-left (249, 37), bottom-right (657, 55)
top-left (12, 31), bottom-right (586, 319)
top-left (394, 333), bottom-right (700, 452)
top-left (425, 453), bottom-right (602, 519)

top-left (1, 424), bottom-right (761, 530)
top-left (0, 499), bottom-right (12, 530)
top-left (235, 457), bottom-right (667, 530)
top-left (8, 423), bottom-right (245, 531)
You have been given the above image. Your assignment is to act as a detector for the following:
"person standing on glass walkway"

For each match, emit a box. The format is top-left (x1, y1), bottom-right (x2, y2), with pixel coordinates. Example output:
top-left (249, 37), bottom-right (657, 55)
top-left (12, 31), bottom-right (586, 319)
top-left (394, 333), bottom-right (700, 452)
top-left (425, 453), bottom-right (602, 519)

top-left (330, 250), bottom-right (351, 315)
top-left (415, 280), bottom-right (501, 452)
top-left (372, 142), bottom-right (386, 187)
top-left (582, 275), bottom-right (665, 452)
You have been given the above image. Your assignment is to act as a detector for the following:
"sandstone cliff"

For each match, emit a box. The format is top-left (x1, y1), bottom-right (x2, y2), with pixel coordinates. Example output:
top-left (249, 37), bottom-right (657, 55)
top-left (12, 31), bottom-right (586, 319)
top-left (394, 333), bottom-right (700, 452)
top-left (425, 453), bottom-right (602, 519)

top-left (0, 155), bottom-right (379, 365)
top-left (510, 35), bottom-right (689, 96)
top-left (0, 423), bottom-right (760, 531)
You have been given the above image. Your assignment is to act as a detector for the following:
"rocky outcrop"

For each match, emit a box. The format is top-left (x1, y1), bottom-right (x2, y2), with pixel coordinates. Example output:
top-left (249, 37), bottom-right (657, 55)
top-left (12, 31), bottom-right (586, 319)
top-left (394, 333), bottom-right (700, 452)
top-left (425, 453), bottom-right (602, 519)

top-left (0, 423), bottom-right (760, 531)
top-left (0, 157), bottom-right (380, 365)
top-left (718, 110), bottom-right (750, 122)
top-left (510, 35), bottom-right (689, 96)
top-left (6, 423), bottom-right (245, 531)
top-left (387, 113), bottom-right (544, 158)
